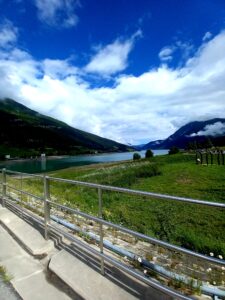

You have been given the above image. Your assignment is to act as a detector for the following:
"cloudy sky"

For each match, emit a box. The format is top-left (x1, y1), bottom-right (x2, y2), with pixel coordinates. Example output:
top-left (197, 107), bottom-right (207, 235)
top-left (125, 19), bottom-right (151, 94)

top-left (0, 0), bottom-right (225, 145)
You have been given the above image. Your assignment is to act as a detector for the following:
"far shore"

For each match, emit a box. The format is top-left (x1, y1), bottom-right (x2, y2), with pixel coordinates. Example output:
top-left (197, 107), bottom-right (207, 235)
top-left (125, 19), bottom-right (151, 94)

top-left (0, 150), bottom-right (144, 164)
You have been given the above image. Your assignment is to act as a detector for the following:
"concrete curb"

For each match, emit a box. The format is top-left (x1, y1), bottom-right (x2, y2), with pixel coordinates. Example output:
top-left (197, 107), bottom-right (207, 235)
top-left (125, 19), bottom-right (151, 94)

top-left (49, 249), bottom-right (139, 300)
top-left (0, 207), bottom-right (53, 257)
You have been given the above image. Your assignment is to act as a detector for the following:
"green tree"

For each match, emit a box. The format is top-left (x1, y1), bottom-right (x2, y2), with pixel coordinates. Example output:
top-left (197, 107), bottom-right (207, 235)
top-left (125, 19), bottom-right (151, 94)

top-left (133, 152), bottom-right (141, 160)
top-left (168, 146), bottom-right (180, 155)
top-left (145, 149), bottom-right (154, 158)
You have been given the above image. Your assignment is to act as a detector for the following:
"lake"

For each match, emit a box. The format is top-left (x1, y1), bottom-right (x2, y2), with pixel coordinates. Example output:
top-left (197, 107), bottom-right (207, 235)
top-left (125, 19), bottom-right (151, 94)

top-left (0, 150), bottom-right (168, 174)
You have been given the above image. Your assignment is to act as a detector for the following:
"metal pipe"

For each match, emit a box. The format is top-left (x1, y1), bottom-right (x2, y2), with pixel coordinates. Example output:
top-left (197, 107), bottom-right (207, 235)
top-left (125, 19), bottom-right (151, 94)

top-left (47, 200), bottom-right (225, 266)
top-left (50, 215), bottom-right (225, 299)
top-left (46, 220), bottom-right (193, 300)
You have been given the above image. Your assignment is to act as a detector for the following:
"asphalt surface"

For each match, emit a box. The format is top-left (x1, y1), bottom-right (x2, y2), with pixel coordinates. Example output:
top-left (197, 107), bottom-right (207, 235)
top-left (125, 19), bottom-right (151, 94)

top-left (0, 277), bottom-right (21, 300)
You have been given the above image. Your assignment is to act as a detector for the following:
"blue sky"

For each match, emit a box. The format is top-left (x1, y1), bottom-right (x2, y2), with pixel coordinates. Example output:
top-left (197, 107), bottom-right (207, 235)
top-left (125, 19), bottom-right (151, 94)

top-left (0, 0), bottom-right (225, 144)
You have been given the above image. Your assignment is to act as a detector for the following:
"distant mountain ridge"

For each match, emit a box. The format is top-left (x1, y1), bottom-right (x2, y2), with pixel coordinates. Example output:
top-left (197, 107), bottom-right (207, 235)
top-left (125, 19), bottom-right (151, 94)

top-left (141, 118), bottom-right (225, 150)
top-left (0, 98), bottom-right (131, 158)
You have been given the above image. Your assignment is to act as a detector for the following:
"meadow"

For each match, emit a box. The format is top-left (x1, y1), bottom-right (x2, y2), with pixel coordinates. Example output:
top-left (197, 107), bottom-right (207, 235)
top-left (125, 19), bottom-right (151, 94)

top-left (9, 152), bottom-right (225, 257)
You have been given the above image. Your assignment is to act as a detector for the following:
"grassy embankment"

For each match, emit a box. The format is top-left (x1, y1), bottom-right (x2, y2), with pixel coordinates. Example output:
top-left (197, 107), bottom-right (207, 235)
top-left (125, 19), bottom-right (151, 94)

top-left (11, 152), bottom-right (225, 257)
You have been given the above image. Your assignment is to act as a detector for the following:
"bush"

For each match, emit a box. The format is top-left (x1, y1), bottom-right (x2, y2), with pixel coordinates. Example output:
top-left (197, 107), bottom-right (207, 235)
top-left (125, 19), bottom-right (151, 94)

top-left (133, 152), bottom-right (141, 160)
top-left (168, 146), bottom-right (180, 155)
top-left (145, 149), bottom-right (154, 158)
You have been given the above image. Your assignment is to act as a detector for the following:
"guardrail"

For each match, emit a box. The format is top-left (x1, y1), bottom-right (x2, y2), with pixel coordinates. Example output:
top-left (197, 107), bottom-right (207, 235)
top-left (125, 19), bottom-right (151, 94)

top-left (0, 168), bottom-right (225, 300)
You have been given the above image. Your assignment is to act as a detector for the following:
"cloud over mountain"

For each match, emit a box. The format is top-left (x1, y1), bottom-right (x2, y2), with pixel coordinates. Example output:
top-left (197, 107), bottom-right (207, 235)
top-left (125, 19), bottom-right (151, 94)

top-left (190, 122), bottom-right (225, 137)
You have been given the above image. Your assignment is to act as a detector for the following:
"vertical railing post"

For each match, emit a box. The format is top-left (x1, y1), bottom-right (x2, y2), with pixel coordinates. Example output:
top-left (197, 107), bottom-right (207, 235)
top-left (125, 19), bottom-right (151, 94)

top-left (44, 175), bottom-right (51, 240)
top-left (20, 174), bottom-right (23, 202)
top-left (98, 187), bottom-right (105, 275)
top-left (2, 168), bottom-right (6, 207)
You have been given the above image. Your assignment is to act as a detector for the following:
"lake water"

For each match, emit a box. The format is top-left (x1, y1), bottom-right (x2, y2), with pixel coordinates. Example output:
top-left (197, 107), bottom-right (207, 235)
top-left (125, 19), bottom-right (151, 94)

top-left (0, 150), bottom-right (168, 174)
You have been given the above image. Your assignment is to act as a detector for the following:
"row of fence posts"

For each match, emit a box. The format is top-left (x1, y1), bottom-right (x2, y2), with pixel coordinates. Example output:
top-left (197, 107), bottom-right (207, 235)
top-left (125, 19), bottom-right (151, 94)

top-left (1, 169), bottom-right (105, 275)
top-left (196, 150), bottom-right (225, 165)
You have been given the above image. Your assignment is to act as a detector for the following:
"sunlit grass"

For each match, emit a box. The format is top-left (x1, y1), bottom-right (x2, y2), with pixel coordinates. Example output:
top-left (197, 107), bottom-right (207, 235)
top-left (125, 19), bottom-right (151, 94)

top-left (12, 153), bottom-right (225, 256)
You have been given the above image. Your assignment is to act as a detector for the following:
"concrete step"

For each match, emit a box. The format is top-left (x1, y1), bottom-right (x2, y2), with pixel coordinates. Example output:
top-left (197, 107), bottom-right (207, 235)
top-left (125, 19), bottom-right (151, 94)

top-left (0, 207), bottom-right (53, 257)
top-left (49, 249), bottom-right (139, 300)
top-left (0, 225), bottom-right (72, 300)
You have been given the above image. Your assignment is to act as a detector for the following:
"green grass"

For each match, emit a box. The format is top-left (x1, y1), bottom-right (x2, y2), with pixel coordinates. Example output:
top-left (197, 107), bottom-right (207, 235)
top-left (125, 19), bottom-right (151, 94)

top-left (11, 153), bottom-right (225, 257)
top-left (0, 266), bottom-right (12, 282)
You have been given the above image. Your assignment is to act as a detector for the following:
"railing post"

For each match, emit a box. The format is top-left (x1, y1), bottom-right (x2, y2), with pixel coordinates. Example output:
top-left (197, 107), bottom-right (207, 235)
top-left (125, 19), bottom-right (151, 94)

top-left (2, 168), bottom-right (6, 207)
top-left (98, 187), bottom-right (105, 275)
top-left (44, 175), bottom-right (51, 240)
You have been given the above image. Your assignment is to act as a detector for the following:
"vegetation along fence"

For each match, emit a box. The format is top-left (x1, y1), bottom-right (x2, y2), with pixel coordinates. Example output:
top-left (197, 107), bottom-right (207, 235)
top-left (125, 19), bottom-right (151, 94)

top-left (196, 150), bottom-right (225, 165)
top-left (0, 168), bottom-right (225, 300)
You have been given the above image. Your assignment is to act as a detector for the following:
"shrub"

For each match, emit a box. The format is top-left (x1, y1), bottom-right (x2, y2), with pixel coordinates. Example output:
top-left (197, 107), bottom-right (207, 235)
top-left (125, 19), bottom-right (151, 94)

top-left (168, 146), bottom-right (180, 155)
top-left (145, 149), bottom-right (154, 158)
top-left (133, 153), bottom-right (141, 160)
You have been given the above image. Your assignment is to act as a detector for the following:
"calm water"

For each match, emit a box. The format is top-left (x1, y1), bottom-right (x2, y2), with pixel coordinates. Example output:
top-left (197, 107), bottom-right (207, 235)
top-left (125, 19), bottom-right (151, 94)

top-left (0, 150), bottom-right (168, 174)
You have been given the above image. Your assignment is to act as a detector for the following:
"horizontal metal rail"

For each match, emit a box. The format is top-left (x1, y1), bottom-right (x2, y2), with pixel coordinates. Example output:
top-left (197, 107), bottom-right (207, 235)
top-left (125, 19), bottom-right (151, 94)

top-left (49, 176), bottom-right (225, 208)
top-left (7, 185), bottom-right (43, 201)
top-left (2, 169), bottom-right (225, 208)
top-left (5, 169), bottom-right (43, 178)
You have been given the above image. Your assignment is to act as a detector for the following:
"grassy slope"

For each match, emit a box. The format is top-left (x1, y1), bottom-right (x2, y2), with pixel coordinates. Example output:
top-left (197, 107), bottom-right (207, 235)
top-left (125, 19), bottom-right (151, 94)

top-left (20, 153), bottom-right (225, 256)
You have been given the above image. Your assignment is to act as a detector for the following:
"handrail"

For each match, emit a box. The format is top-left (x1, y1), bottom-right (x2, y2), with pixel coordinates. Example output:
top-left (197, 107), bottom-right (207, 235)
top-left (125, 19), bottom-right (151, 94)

top-left (1, 168), bottom-right (225, 299)
top-left (3, 169), bottom-right (225, 208)
top-left (49, 176), bottom-right (225, 208)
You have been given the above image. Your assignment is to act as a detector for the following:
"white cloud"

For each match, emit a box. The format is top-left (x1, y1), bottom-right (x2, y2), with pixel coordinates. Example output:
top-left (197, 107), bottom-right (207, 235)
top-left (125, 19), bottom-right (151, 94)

top-left (0, 20), bottom-right (18, 48)
top-left (85, 30), bottom-right (142, 76)
top-left (159, 41), bottom-right (194, 63)
top-left (43, 59), bottom-right (78, 78)
top-left (0, 26), bottom-right (225, 144)
top-left (202, 31), bottom-right (212, 42)
top-left (158, 47), bottom-right (174, 61)
top-left (34, 0), bottom-right (80, 28)
top-left (190, 122), bottom-right (225, 137)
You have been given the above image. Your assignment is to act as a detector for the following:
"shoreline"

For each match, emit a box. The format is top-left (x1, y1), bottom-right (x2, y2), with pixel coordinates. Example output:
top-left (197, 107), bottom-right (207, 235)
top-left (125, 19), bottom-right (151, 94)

top-left (0, 150), bottom-right (145, 164)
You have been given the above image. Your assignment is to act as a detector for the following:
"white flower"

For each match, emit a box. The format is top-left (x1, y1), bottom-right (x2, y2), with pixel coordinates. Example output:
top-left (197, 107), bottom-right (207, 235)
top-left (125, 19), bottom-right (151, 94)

top-left (222, 266), bottom-right (225, 271)
top-left (213, 281), bottom-right (216, 285)
top-left (138, 257), bottom-right (142, 263)
top-left (210, 252), bottom-right (214, 257)
top-left (143, 269), bottom-right (147, 274)
top-left (218, 255), bottom-right (223, 260)
top-left (207, 268), bottom-right (212, 272)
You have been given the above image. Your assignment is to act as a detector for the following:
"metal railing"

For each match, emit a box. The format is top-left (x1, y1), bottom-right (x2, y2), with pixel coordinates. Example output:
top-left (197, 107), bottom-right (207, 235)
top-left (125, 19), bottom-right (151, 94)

top-left (0, 168), bottom-right (225, 300)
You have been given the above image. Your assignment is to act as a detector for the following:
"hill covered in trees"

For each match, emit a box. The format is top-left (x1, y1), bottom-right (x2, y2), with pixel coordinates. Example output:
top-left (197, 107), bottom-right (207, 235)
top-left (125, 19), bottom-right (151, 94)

top-left (0, 98), bottom-right (131, 158)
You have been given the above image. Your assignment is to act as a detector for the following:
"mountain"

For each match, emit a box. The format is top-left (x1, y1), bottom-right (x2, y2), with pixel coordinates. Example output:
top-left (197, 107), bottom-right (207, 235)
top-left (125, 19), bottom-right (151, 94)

top-left (0, 98), bottom-right (131, 158)
top-left (142, 118), bottom-right (225, 150)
